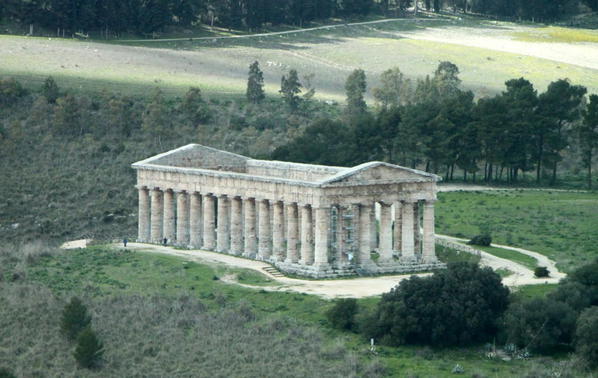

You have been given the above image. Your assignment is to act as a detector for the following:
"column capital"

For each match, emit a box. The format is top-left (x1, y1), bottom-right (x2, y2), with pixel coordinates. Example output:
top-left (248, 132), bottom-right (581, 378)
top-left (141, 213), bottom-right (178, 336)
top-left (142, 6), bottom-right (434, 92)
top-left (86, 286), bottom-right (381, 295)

top-left (136, 185), bottom-right (149, 190)
top-left (173, 189), bottom-right (188, 194)
top-left (424, 199), bottom-right (437, 205)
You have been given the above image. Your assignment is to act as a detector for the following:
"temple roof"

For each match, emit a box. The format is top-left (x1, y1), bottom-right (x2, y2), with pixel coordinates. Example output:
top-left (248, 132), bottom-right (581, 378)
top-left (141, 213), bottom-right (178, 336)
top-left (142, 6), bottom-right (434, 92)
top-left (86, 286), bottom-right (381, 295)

top-left (132, 144), bottom-right (441, 187)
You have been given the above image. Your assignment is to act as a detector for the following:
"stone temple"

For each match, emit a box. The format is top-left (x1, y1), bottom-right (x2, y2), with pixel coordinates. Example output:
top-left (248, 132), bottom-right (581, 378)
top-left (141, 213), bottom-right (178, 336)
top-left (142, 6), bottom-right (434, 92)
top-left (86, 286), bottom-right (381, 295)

top-left (132, 144), bottom-right (445, 277)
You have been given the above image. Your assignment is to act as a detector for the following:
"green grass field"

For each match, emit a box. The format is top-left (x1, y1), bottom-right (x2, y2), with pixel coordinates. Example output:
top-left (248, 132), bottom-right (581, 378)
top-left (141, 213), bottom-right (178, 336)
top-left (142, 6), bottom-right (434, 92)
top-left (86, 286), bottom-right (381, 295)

top-left (3, 244), bottom-right (566, 377)
top-left (436, 190), bottom-right (598, 272)
top-left (2, 16), bottom-right (597, 100)
top-left (476, 245), bottom-right (538, 270)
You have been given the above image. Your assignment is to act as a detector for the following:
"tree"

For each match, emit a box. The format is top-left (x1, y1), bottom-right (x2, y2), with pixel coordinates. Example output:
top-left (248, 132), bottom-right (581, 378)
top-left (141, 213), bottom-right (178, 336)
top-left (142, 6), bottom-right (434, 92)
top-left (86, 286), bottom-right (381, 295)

top-left (54, 94), bottom-right (80, 135)
top-left (74, 327), bottom-right (104, 369)
top-left (582, 0), bottom-right (598, 10)
top-left (372, 67), bottom-right (412, 108)
top-left (42, 76), bottom-right (60, 104)
top-left (61, 297), bottom-right (91, 340)
top-left (0, 367), bottom-right (16, 378)
top-left (181, 87), bottom-right (211, 125)
top-left (0, 77), bottom-right (25, 107)
top-left (503, 298), bottom-right (577, 354)
top-left (579, 94), bottom-right (598, 189)
top-left (537, 79), bottom-right (586, 184)
top-left (142, 88), bottom-right (171, 144)
top-left (345, 69), bottom-right (367, 120)
top-left (575, 306), bottom-right (598, 368)
top-left (326, 298), bottom-right (358, 330)
top-left (246, 61), bottom-right (265, 104)
top-left (279, 69), bottom-right (302, 110)
top-left (365, 262), bottom-right (509, 347)
top-left (433, 61), bottom-right (461, 99)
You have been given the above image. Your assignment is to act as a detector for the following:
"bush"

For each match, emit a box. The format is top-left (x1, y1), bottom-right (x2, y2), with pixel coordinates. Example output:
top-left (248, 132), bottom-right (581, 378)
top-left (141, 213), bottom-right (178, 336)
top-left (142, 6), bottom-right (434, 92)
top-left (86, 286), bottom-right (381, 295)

top-left (42, 76), bottom-right (59, 103)
top-left (534, 266), bottom-right (550, 278)
top-left (61, 297), bottom-right (91, 340)
top-left (503, 298), bottom-right (577, 354)
top-left (0, 77), bottom-right (26, 106)
top-left (549, 281), bottom-right (593, 312)
top-left (0, 367), bottom-right (16, 378)
top-left (326, 298), bottom-right (358, 331)
top-left (575, 306), bottom-right (598, 368)
top-left (74, 327), bottom-right (104, 369)
top-left (365, 262), bottom-right (509, 346)
top-left (468, 234), bottom-right (492, 246)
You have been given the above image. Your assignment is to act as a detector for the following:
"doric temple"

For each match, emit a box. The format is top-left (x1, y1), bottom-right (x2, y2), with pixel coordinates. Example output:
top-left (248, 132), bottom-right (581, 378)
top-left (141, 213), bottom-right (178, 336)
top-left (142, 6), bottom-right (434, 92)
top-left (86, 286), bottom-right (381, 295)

top-left (132, 144), bottom-right (445, 277)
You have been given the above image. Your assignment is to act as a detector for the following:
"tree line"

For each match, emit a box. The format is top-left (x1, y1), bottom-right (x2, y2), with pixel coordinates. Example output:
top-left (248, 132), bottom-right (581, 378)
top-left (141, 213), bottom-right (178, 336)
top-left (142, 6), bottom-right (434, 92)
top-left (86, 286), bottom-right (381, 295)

top-left (269, 62), bottom-right (598, 189)
top-left (1, 0), bottom-right (595, 36)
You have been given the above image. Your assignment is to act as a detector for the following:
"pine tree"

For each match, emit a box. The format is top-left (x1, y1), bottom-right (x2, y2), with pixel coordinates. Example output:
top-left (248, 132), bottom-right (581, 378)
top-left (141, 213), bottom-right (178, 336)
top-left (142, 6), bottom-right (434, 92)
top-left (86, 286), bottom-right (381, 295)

top-left (345, 69), bottom-right (367, 119)
top-left (61, 297), bottom-right (91, 340)
top-left (246, 61), bottom-right (265, 104)
top-left (579, 94), bottom-right (598, 189)
top-left (42, 76), bottom-right (60, 104)
top-left (74, 327), bottom-right (104, 369)
top-left (279, 69), bottom-right (302, 110)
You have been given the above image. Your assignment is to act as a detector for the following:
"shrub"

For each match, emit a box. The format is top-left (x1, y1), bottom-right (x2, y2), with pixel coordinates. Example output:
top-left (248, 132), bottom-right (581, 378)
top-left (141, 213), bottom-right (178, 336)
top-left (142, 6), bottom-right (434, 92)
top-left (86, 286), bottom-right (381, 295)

top-left (0, 367), bottom-right (16, 378)
top-left (0, 77), bottom-right (26, 106)
top-left (42, 76), bottom-right (59, 103)
top-left (61, 297), bottom-right (91, 340)
top-left (74, 327), bottom-right (104, 369)
top-left (575, 306), bottom-right (598, 368)
top-left (503, 298), bottom-right (577, 354)
top-left (468, 234), bottom-right (492, 246)
top-left (366, 262), bottom-right (509, 346)
top-left (326, 298), bottom-right (358, 331)
top-left (534, 266), bottom-right (550, 278)
top-left (549, 281), bottom-right (593, 312)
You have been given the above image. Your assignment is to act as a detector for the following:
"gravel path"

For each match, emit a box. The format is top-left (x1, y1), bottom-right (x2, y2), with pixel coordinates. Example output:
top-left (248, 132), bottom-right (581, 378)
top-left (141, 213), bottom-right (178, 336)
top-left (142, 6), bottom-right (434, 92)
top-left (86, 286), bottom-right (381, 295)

top-left (118, 241), bottom-right (563, 298)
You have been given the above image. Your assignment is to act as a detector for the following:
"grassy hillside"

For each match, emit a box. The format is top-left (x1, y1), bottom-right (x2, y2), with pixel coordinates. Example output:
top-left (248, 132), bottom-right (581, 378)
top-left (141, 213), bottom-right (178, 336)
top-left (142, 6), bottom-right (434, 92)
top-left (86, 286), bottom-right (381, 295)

top-left (0, 243), bottom-right (574, 377)
top-left (2, 16), bottom-right (597, 101)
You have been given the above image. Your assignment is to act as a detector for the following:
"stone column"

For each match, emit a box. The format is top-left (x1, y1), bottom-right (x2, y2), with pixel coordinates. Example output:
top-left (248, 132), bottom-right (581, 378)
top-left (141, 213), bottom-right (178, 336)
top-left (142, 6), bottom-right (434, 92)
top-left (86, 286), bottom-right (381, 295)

top-left (202, 194), bottom-right (216, 250)
top-left (189, 192), bottom-right (202, 248)
top-left (379, 203), bottom-right (393, 263)
top-left (349, 204), bottom-right (360, 264)
top-left (243, 198), bottom-right (257, 258)
top-left (216, 195), bottom-right (230, 253)
top-left (175, 191), bottom-right (189, 246)
top-left (401, 200), bottom-right (415, 261)
top-left (150, 188), bottom-right (163, 243)
top-left (137, 187), bottom-right (150, 242)
top-left (313, 207), bottom-right (330, 269)
top-left (163, 189), bottom-right (175, 244)
top-left (414, 201), bottom-right (421, 255)
top-left (299, 205), bottom-right (314, 265)
top-left (230, 196), bottom-right (243, 255)
top-left (285, 203), bottom-right (299, 263)
top-left (335, 206), bottom-right (346, 267)
top-left (358, 203), bottom-right (374, 267)
top-left (393, 201), bottom-right (402, 252)
top-left (370, 204), bottom-right (377, 251)
top-left (422, 200), bottom-right (438, 263)
top-left (272, 201), bottom-right (285, 261)
top-left (258, 199), bottom-right (272, 259)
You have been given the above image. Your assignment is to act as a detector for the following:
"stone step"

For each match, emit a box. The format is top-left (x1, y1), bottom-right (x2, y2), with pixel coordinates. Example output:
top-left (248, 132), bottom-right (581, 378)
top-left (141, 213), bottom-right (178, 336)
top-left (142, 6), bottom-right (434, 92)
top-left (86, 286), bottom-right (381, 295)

top-left (262, 266), bottom-right (285, 277)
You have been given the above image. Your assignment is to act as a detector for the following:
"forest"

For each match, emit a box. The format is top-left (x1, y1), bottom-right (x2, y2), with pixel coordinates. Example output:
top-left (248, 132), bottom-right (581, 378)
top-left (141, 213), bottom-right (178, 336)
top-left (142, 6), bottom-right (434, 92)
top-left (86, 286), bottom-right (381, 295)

top-left (1, 0), bottom-right (596, 36)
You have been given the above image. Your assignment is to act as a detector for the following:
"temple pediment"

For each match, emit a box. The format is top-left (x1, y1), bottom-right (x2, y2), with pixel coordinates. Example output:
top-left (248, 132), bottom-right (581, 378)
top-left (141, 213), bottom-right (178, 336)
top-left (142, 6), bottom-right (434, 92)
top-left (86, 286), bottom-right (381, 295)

top-left (322, 162), bottom-right (440, 186)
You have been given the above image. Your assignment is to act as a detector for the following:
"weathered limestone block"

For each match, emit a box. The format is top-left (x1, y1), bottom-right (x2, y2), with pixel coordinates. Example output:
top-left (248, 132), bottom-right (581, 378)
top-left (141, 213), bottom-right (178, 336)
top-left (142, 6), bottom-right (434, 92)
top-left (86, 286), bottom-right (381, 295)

top-left (243, 198), bottom-right (257, 258)
top-left (163, 189), bottom-right (175, 244)
top-left (216, 195), bottom-right (230, 252)
top-left (150, 188), bottom-right (163, 243)
top-left (313, 207), bottom-right (330, 268)
top-left (272, 201), bottom-right (285, 261)
top-left (285, 203), bottom-right (299, 263)
top-left (203, 194), bottom-right (216, 250)
top-left (258, 200), bottom-right (272, 259)
top-left (379, 203), bottom-right (393, 263)
top-left (422, 200), bottom-right (437, 263)
top-left (138, 187), bottom-right (150, 242)
top-left (189, 192), bottom-right (202, 248)
top-left (299, 205), bottom-right (314, 265)
top-left (230, 196), bottom-right (243, 255)
top-left (401, 200), bottom-right (415, 261)
top-left (176, 191), bottom-right (189, 245)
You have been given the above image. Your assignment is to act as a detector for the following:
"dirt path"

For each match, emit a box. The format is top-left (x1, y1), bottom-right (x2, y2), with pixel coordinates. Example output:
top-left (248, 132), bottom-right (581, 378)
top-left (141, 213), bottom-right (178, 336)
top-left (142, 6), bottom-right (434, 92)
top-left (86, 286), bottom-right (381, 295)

top-left (437, 235), bottom-right (566, 286)
top-left (117, 241), bottom-right (562, 298)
